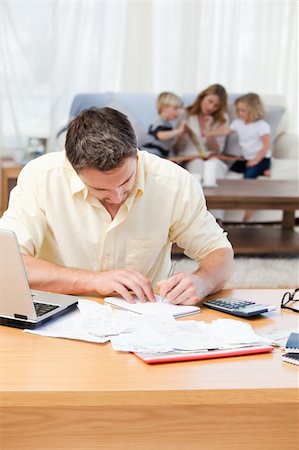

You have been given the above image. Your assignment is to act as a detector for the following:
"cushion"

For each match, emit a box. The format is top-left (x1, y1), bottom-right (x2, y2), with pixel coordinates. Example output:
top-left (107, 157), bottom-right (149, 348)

top-left (69, 92), bottom-right (114, 118)
top-left (105, 99), bottom-right (147, 145)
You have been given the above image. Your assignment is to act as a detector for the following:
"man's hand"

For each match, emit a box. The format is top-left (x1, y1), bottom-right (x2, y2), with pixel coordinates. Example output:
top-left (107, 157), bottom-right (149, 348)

top-left (157, 271), bottom-right (201, 306)
top-left (157, 248), bottom-right (234, 306)
top-left (22, 255), bottom-right (155, 303)
top-left (91, 267), bottom-right (155, 304)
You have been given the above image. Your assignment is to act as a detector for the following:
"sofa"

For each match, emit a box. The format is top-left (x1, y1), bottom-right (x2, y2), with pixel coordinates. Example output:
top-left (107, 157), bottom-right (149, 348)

top-left (57, 92), bottom-right (299, 223)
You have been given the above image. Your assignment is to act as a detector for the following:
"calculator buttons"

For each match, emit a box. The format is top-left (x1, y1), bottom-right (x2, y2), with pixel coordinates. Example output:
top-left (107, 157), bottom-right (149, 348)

top-left (203, 298), bottom-right (271, 317)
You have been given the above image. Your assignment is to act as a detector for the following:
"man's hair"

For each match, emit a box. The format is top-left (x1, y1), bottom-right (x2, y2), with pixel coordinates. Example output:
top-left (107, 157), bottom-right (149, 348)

top-left (156, 92), bottom-right (182, 114)
top-left (186, 84), bottom-right (228, 124)
top-left (65, 107), bottom-right (138, 172)
top-left (235, 93), bottom-right (265, 121)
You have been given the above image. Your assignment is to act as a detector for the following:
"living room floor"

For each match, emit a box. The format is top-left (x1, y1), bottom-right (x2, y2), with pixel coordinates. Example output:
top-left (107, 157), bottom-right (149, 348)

top-left (173, 226), bottom-right (299, 289)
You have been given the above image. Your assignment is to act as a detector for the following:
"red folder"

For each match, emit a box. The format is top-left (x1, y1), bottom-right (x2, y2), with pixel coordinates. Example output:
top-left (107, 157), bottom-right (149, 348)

top-left (134, 345), bottom-right (273, 364)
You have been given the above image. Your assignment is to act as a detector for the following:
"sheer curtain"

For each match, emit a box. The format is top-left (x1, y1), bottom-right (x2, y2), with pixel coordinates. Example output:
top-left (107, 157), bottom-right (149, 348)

top-left (0, 0), bottom-right (297, 155)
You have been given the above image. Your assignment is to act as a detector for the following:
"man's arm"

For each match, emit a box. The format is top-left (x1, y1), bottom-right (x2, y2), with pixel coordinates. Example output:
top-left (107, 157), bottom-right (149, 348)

top-left (22, 255), bottom-right (155, 303)
top-left (157, 247), bottom-right (234, 305)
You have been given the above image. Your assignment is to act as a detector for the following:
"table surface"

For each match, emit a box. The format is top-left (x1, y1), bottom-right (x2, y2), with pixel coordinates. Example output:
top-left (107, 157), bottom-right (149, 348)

top-left (1, 288), bottom-right (298, 404)
top-left (1, 288), bottom-right (298, 450)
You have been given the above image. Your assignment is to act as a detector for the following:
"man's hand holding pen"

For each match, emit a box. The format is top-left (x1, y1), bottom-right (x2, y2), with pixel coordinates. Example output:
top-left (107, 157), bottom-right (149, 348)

top-left (159, 262), bottom-right (176, 303)
top-left (157, 262), bottom-right (201, 306)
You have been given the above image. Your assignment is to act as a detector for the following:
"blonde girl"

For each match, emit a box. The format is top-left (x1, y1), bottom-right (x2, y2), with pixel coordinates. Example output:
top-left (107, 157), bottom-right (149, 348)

top-left (207, 93), bottom-right (271, 179)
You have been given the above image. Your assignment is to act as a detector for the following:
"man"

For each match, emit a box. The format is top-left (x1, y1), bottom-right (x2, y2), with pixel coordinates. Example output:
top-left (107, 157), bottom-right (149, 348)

top-left (0, 107), bottom-right (233, 305)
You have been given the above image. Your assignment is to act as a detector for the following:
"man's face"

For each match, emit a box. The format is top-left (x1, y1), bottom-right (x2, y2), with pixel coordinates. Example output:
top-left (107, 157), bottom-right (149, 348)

top-left (78, 157), bottom-right (137, 207)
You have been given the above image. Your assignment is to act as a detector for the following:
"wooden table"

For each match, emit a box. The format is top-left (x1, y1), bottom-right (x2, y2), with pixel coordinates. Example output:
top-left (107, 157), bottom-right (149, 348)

top-left (0, 160), bottom-right (22, 214)
top-left (204, 179), bottom-right (299, 254)
top-left (1, 289), bottom-right (298, 450)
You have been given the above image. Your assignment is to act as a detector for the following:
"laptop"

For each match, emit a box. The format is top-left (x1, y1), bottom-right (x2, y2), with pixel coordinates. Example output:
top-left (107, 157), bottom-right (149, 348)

top-left (0, 229), bottom-right (78, 329)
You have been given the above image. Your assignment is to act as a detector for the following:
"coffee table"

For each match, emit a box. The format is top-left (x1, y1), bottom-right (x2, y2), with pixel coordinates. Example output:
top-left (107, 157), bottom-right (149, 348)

top-left (204, 179), bottom-right (299, 254)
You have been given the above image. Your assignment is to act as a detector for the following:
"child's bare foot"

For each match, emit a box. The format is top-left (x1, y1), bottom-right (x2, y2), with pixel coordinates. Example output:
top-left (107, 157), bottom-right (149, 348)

top-left (263, 169), bottom-right (271, 177)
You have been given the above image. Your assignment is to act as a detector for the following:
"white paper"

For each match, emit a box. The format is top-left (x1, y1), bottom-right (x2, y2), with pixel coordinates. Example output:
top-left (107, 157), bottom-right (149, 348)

top-left (24, 304), bottom-right (109, 343)
top-left (209, 319), bottom-right (266, 346)
top-left (104, 294), bottom-right (200, 317)
top-left (24, 299), bottom-right (137, 343)
top-left (24, 299), bottom-right (175, 345)
top-left (24, 299), bottom-right (270, 354)
top-left (110, 318), bottom-right (269, 353)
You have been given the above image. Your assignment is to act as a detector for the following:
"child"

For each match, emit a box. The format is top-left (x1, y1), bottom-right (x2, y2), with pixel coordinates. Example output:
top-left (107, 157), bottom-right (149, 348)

top-left (205, 93), bottom-right (271, 221)
top-left (141, 92), bottom-right (186, 158)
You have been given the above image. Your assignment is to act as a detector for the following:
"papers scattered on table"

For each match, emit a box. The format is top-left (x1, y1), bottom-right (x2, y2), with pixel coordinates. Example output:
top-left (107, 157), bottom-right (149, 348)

top-left (259, 327), bottom-right (299, 348)
top-left (24, 299), bottom-right (272, 360)
top-left (104, 294), bottom-right (200, 317)
top-left (109, 317), bottom-right (268, 353)
top-left (24, 299), bottom-right (138, 343)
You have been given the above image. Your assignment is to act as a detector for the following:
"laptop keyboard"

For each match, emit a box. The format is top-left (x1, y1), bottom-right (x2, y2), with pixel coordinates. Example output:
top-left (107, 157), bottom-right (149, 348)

top-left (33, 302), bottom-right (59, 317)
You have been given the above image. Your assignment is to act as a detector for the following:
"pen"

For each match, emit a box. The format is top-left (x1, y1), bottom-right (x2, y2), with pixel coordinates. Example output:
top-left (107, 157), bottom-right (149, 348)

top-left (162, 261), bottom-right (176, 303)
top-left (168, 261), bottom-right (176, 278)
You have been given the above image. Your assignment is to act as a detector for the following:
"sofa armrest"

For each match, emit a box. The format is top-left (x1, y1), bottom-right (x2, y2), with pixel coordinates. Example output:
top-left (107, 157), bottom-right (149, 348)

top-left (273, 132), bottom-right (299, 159)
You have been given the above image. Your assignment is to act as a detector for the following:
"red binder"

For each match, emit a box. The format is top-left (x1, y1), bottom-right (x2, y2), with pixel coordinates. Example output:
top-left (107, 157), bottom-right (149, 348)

top-left (134, 345), bottom-right (273, 364)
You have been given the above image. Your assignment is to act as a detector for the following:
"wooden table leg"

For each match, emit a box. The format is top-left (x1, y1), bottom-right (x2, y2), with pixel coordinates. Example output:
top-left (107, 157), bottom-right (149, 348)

top-left (282, 211), bottom-right (295, 230)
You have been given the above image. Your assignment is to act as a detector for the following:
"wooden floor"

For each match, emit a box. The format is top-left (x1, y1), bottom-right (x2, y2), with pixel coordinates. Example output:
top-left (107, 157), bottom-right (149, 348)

top-left (172, 223), bottom-right (299, 256)
top-left (225, 225), bottom-right (299, 255)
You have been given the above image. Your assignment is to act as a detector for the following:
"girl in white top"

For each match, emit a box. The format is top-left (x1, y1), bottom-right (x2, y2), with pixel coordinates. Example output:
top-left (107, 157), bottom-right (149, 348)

top-left (206, 93), bottom-right (271, 179)
top-left (206, 93), bottom-right (271, 221)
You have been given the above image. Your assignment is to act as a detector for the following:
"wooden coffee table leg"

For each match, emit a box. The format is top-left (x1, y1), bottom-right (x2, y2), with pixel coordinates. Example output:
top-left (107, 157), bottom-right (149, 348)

top-left (282, 211), bottom-right (295, 230)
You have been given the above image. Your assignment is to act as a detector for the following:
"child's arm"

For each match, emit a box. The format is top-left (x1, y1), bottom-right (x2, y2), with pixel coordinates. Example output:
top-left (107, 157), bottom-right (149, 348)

top-left (246, 134), bottom-right (270, 167)
top-left (156, 121), bottom-right (186, 141)
top-left (204, 126), bottom-right (232, 138)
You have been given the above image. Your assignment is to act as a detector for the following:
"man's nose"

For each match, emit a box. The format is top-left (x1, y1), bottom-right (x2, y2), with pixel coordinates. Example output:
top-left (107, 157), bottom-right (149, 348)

top-left (109, 188), bottom-right (124, 203)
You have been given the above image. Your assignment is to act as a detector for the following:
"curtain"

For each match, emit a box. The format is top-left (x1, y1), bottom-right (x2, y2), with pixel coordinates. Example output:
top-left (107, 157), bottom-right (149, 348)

top-left (0, 0), bottom-right (297, 154)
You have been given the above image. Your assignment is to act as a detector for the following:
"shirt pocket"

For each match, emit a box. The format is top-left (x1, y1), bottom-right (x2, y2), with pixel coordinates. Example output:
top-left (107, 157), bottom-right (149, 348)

top-left (126, 238), bottom-right (165, 275)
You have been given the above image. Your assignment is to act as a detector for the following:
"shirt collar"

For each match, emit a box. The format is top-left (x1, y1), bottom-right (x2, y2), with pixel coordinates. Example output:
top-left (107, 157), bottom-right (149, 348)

top-left (131, 150), bottom-right (144, 199)
top-left (67, 156), bottom-right (89, 198)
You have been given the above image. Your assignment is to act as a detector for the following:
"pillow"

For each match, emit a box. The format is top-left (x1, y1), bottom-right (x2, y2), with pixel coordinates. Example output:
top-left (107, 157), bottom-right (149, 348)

top-left (105, 99), bottom-right (147, 146)
top-left (224, 103), bottom-right (286, 156)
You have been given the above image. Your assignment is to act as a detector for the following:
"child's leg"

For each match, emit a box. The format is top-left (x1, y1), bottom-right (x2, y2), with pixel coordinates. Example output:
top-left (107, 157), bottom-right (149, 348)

top-left (243, 209), bottom-right (256, 222)
top-left (243, 160), bottom-right (267, 221)
top-left (230, 160), bottom-right (247, 174)
top-left (244, 158), bottom-right (271, 179)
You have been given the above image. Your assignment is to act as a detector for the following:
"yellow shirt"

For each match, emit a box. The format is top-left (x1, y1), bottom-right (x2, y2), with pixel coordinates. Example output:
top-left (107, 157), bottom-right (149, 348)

top-left (0, 150), bottom-right (231, 285)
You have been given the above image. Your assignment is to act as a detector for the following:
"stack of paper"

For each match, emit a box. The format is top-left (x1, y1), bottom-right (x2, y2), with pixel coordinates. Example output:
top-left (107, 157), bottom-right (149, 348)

top-left (109, 316), bottom-right (270, 353)
top-left (104, 294), bottom-right (200, 318)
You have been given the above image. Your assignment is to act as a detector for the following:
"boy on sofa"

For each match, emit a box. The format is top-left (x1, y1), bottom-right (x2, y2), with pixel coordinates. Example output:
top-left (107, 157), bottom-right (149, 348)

top-left (141, 92), bottom-right (187, 158)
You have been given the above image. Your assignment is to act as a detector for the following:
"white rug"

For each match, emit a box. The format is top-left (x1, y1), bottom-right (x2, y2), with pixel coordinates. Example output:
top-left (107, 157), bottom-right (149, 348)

top-left (174, 256), bottom-right (299, 289)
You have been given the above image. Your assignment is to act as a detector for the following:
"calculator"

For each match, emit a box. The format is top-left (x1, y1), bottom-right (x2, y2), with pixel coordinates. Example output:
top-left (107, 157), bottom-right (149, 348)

top-left (203, 297), bottom-right (275, 317)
